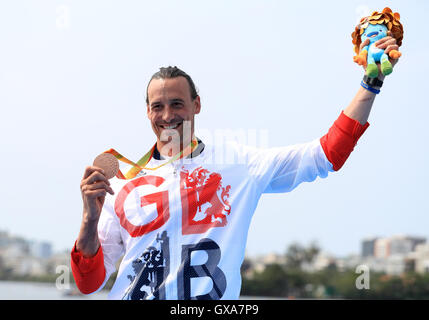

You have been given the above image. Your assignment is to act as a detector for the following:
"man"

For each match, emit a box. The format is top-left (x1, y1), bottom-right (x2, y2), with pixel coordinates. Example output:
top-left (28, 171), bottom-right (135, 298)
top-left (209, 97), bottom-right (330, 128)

top-left (71, 35), bottom-right (400, 299)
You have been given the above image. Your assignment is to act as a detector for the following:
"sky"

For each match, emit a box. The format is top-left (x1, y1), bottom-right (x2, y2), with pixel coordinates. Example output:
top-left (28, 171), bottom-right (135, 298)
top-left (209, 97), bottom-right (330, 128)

top-left (0, 0), bottom-right (428, 258)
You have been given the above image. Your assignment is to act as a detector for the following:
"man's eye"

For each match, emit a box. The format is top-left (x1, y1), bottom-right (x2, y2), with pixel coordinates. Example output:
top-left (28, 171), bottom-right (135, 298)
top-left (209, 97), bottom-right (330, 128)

top-left (151, 105), bottom-right (161, 110)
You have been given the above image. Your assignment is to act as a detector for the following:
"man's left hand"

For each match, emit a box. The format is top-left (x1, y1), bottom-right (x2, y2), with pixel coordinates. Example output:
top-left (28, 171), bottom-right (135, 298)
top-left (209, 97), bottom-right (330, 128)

top-left (359, 31), bottom-right (401, 78)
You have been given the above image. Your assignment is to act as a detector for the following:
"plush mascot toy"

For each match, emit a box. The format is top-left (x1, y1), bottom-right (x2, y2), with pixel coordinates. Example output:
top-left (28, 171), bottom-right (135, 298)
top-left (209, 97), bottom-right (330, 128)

top-left (352, 7), bottom-right (404, 78)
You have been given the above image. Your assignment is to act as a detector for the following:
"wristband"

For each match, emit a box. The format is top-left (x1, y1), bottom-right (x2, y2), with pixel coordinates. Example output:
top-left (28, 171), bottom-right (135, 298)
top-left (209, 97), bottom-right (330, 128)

top-left (363, 75), bottom-right (383, 88)
top-left (360, 80), bottom-right (380, 94)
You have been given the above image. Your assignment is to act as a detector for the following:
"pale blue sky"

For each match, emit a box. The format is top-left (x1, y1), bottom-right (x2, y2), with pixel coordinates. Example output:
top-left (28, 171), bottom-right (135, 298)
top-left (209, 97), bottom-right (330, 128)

top-left (0, 0), bottom-right (427, 257)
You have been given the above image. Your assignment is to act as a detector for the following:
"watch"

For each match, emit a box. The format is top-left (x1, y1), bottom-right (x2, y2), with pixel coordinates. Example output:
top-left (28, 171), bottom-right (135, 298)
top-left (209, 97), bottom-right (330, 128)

top-left (363, 75), bottom-right (383, 88)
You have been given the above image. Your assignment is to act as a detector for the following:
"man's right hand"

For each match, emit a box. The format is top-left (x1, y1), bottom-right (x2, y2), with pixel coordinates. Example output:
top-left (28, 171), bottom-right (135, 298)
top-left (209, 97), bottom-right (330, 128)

top-left (80, 166), bottom-right (115, 222)
top-left (76, 166), bottom-right (114, 257)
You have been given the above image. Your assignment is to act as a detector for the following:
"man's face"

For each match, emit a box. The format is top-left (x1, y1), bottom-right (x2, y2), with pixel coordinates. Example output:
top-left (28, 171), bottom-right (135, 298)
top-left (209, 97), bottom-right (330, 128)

top-left (146, 77), bottom-right (201, 149)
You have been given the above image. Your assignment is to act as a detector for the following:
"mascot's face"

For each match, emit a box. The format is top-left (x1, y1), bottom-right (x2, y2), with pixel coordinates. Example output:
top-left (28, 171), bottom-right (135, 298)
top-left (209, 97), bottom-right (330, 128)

top-left (352, 7), bottom-right (403, 55)
top-left (361, 24), bottom-right (388, 43)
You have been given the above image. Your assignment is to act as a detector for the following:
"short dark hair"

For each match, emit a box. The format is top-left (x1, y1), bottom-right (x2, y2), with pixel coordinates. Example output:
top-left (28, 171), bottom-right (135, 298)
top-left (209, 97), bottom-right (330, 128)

top-left (145, 66), bottom-right (198, 104)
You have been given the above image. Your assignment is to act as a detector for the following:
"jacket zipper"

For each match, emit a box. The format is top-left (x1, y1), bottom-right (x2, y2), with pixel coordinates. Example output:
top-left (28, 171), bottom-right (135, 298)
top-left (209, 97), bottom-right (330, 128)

top-left (168, 162), bottom-right (181, 299)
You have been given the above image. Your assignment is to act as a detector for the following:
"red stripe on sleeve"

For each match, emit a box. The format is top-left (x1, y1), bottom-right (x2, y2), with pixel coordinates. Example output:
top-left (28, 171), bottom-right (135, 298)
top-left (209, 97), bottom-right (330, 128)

top-left (320, 111), bottom-right (370, 171)
top-left (70, 241), bottom-right (106, 294)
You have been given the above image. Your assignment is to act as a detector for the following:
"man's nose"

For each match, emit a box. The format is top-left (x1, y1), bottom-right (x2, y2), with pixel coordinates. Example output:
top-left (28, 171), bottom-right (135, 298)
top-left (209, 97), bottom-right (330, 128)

top-left (162, 106), bottom-right (175, 123)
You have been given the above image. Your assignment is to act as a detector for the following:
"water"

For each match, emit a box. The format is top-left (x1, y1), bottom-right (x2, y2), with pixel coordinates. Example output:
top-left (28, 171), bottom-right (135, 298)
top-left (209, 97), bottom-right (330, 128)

top-left (0, 281), bottom-right (109, 300)
top-left (0, 281), bottom-right (283, 300)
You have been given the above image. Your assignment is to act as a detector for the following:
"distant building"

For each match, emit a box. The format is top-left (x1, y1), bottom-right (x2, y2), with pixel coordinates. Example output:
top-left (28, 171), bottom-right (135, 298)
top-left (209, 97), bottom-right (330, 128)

top-left (361, 256), bottom-right (389, 273)
top-left (335, 255), bottom-right (363, 272)
top-left (0, 230), bottom-right (10, 246)
top-left (302, 252), bottom-right (336, 272)
top-left (361, 237), bottom-right (378, 257)
top-left (356, 235), bottom-right (427, 275)
top-left (374, 238), bottom-right (390, 259)
top-left (414, 243), bottom-right (429, 274)
top-left (372, 235), bottom-right (426, 259)
top-left (389, 235), bottom-right (426, 256)
top-left (245, 253), bottom-right (285, 275)
top-left (29, 241), bottom-right (52, 259)
top-left (0, 230), bottom-right (54, 276)
top-left (385, 255), bottom-right (408, 275)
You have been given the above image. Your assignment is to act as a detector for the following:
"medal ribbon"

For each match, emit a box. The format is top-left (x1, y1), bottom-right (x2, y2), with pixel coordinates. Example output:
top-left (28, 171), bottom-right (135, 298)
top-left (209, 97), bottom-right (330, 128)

top-left (103, 138), bottom-right (198, 180)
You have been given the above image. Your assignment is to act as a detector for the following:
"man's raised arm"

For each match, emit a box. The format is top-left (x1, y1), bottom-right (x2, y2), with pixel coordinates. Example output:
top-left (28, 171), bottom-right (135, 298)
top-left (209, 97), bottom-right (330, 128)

top-left (320, 34), bottom-right (400, 171)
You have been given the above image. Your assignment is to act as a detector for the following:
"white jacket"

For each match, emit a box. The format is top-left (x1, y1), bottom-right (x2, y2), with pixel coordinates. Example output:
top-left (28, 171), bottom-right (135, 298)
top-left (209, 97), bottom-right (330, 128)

top-left (95, 138), bottom-right (334, 300)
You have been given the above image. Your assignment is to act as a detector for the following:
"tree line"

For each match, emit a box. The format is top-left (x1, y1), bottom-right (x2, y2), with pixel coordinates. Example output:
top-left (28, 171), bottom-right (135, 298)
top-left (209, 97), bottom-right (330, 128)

top-left (240, 242), bottom-right (429, 299)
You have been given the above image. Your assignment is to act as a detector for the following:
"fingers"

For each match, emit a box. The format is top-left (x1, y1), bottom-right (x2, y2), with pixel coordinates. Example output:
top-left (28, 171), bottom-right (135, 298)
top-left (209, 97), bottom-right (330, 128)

top-left (373, 36), bottom-right (391, 47)
top-left (82, 181), bottom-right (114, 196)
top-left (83, 189), bottom-right (108, 199)
top-left (81, 166), bottom-right (114, 196)
top-left (372, 36), bottom-right (401, 62)
top-left (86, 172), bottom-right (110, 186)
top-left (374, 31), bottom-right (396, 49)
top-left (359, 39), bottom-right (370, 51)
top-left (384, 44), bottom-right (399, 55)
top-left (82, 167), bottom-right (110, 185)
top-left (83, 166), bottom-right (105, 180)
top-left (375, 38), bottom-right (399, 49)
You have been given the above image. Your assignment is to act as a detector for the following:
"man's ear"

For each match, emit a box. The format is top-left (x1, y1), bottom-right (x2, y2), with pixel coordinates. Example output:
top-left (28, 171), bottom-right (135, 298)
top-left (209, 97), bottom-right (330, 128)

top-left (147, 104), bottom-right (150, 116)
top-left (194, 96), bottom-right (201, 114)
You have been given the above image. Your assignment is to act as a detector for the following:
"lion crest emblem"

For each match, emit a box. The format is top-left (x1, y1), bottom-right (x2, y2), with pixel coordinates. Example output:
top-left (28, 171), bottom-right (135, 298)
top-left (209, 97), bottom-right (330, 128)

top-left (180, 166), bottom-right (231, 234)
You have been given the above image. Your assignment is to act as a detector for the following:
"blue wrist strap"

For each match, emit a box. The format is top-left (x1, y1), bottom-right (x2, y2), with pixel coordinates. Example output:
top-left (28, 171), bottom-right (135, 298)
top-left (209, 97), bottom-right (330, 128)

top-left (361, 80), bottom-right (380, 94)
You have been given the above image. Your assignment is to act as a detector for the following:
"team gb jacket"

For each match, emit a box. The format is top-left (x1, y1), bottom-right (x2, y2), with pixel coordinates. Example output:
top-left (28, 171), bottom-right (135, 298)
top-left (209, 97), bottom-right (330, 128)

top-left (71, 110), bottom-right (369, 299)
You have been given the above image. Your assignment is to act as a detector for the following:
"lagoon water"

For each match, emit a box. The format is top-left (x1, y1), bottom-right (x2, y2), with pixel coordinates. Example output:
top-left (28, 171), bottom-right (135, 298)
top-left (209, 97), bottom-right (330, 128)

top-left (0, 281), bottom-right (109, 300)
top-left (0, 281), bottom-right (277, 300)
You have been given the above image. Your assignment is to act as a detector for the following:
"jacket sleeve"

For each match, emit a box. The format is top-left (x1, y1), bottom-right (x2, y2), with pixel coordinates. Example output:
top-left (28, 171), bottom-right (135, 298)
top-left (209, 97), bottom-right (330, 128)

top-left (243, 110), bottom-right (369, 194)
top-left (70, 241), bottom-right (106, 294)
top-left (320, 110), bottom-right (369, 171)
top-left (70, 196), bottom-right (125, 294)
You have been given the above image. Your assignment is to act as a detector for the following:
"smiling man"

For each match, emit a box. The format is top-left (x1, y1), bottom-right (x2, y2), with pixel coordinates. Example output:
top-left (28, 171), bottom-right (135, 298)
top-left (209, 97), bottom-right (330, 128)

top-left (72, 32), bottom-right (400, 300)
top-left (145, 69), bottom-right (201, 158)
